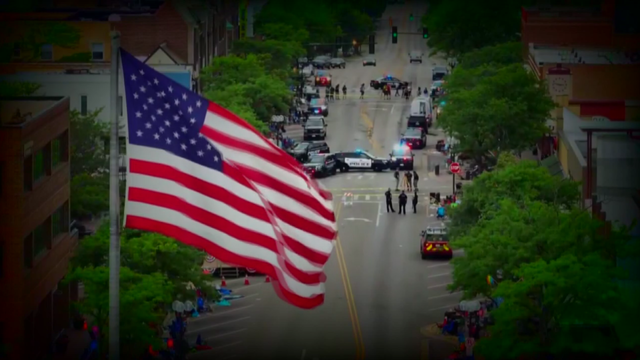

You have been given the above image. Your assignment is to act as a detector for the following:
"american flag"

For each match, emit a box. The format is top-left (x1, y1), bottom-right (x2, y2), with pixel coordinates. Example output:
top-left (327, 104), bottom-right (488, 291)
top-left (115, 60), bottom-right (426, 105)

top-left (120, 50), bottom-right (337, 309)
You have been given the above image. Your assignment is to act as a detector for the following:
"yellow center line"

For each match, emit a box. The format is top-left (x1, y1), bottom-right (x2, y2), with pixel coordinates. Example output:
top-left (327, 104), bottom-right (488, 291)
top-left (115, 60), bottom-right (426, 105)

top-left (334, 202), bottom-right (365, 359)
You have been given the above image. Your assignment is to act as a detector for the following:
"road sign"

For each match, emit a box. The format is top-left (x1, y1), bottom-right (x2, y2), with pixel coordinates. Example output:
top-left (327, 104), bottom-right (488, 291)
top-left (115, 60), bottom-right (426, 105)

top-left (450, 162), bottom-right (461, 174)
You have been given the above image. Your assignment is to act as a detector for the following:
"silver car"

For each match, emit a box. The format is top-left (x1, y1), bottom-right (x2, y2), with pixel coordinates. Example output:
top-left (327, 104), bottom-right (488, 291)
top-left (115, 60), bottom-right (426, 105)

top-left (363, 57), bottom-right (376, 66)
top-left (329, 58), bottom-right (346, 68)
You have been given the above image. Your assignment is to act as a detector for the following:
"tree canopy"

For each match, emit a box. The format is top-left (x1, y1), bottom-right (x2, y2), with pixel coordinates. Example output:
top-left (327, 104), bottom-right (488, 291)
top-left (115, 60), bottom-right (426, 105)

top-left (438, 63), bottom-right (555, 160)
top-left (447, 157), bottom-right (640, 359)
top-left (0, 81), bottom-right (41, 96)
top-left (457, 42), bottom-right (522, 70)
top-left (421, 0), bottom-right (522, 57)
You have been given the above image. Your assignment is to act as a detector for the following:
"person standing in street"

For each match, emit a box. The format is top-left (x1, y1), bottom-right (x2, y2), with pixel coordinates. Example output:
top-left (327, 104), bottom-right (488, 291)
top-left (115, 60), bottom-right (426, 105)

top-left (394, 170), bottom-right (400, 191)
top-left (413, 171), bottom-right (419, 191)
top-left (398, 191), bottom-right (407, 215)
top-left (412, 191), bottom-right (419, 213)
top-left (385, 188), bottom-right (395, 213)
top-left (405, 171), bottom-right (413, 192)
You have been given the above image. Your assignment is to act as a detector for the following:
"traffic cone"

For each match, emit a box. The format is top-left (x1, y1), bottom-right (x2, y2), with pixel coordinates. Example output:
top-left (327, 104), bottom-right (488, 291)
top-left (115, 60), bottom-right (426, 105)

top-left (244, 274), bottom-right (250, 285)
top-left (220, 276), bottom-right (226, 287)
top-left (265, 275), bottom-right (271, 283)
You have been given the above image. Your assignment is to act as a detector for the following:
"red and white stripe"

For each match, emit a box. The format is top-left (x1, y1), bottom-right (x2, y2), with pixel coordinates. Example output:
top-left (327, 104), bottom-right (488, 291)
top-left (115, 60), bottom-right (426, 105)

top-left (125, 102), bottom-right (337, 309)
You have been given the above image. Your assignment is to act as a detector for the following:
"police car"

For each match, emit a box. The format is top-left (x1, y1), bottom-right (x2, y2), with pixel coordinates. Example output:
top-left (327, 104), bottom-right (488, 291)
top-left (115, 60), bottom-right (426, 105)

top-left (370, 75), bottom-right (403, 90)
top-left (315, 71), bottom-right (332, 87)
top-left (334, 149), bottom-right (390, 172)
top-left (401, 127), bottom-right (427, 149)
top-left (420, 226), bottom-right (452, 259)
top-left (388, 144), bottom-right (415, 170)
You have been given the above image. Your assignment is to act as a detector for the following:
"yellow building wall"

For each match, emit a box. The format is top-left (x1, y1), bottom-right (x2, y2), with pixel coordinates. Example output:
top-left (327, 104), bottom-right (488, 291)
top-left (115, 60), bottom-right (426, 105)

top-left (0, 20), bottom-right (111, 73)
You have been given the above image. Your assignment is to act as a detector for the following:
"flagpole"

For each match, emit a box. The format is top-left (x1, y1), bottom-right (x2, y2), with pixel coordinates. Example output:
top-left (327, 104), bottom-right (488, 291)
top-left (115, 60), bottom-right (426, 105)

top-left (108, 30), bottom-right (121, 360)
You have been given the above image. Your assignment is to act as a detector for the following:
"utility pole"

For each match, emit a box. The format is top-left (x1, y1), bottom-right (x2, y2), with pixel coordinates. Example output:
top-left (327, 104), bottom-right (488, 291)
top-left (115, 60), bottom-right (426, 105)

top-left (108, 30), bottom-right (122, 360)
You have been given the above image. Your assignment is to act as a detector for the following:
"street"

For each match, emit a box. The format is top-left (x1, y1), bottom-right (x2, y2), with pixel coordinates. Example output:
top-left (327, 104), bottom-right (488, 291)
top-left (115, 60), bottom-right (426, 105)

top-left (188, 2), bottom-right (462, 359)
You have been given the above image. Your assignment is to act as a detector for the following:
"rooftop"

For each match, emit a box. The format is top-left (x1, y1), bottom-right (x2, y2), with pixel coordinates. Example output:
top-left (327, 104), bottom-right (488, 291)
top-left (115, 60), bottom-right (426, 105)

top-left (0, 96), bottom-right (66, 127)
top-left (522, 5), bottom-right (609, 22)
top-left (529, 44), bottom-right (640, 65)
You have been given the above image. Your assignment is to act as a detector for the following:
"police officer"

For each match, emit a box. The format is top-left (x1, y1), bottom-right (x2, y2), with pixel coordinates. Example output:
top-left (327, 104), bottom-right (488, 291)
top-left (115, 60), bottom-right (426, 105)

top-left (385, 188), bottom-right (395, 213)
top-left (398, 191), bottom-right (408, 215)
top-left (412, 190), bottom-right (419, 213)
top-left (405, 171), bottom-right (413, 191)
top-left (394, 170), bottom-right (400, 191)
top-left (413, 170), bottom-right (419, 191)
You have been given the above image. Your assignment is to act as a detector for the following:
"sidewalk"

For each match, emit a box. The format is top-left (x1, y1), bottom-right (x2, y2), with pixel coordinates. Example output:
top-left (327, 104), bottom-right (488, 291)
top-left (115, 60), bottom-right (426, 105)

top-left (283, 123), bottom-right (304, 141)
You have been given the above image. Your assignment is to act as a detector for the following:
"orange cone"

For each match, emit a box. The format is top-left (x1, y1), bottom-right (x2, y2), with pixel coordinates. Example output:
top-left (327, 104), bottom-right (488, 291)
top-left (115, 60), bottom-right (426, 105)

top-left (244, 274), bottom-right (250, 285)
top-left (265, 275), bottom-right (271, 283)
top-left (221, 276), bottom-right (226, 287)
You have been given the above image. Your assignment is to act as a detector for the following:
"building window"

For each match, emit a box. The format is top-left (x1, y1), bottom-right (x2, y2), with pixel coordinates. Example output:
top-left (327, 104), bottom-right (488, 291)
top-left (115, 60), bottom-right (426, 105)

top-left (41, 44), bottom-right (53, 61)
top-left (24, 234), bottom-right (33, 269)
top-left (24, 155), bottom-right (33, 192)
top-left (118, 96), bottom-right (123, 116)
top-left (91, 43), bottom-right (104, 61)
top-left (52, 202), bottom-right (69, 240)
top-left (33, 150), bottom-right (45, 182)
top-left (119, 136), bottom-right (127, 155)
top-left (13, 43), bottom-right (21, 58)
top-left (51, 138), bottom-right (61, 168)
top-left (80, 95), bottom-right (87, 116)
top-left (33, 223), bottom-right (47, 257)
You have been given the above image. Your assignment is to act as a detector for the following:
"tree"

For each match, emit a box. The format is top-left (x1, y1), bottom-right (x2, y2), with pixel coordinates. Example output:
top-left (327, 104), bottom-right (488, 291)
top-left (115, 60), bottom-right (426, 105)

top-left (259, 23), bottom-right (310, 44)
top-left (65, 266), bottom-right (172, 358)
top-left (421, 0), bottom-right (522, 56)
top-left (69, 108), bottom-right (108, 177)
top-left (458, 42), bottom-right (522, 70)
top-left (231, 39), bottom-right (305, 73)
top-left (438, 64), bottom-right (555, 160)
top-left (0, 81), bottom-right (41, 96)
top-left (70, 173), bottom-right (109, 219)
top-left (475, 254), bottom-right (628, 359)
top-left (200, 55), bottom-right (266, 91)
top-left (448, 158), bottom-right (581, 238)
top-left (254, 0), bottom-right (337, 42)
top-left (72, 222), bottom-right (214, 301)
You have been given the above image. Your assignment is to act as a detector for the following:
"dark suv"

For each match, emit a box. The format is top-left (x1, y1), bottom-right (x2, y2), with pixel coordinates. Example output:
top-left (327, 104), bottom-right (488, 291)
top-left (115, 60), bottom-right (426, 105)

top-left (303, 117), bottom-right (327, 140)
top-left (286, 141), bottom-right (330, 163)
top-left (303, 153), bottom-right (338, 177)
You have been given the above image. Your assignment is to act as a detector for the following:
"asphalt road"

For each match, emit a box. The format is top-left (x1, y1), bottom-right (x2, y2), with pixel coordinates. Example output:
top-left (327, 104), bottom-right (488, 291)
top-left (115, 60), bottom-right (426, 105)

top-left (187, 2), bottom-right (464, 359)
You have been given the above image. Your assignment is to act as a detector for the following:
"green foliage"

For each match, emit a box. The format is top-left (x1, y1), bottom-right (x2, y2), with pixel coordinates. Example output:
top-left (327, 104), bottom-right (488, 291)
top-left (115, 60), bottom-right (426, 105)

top-left (201, 54), bottom-right (291, 134)
top-left (259, 23), bottom-right (310, 44)
top-left (69, 108), bottom-right (108, 177)
top-left (476, 254), bottom-right (626, 359)
top-left (232, 39), bottom-right (305, 72)
top-left (439, 64), bottom-right (555, 159)
top-left (458, 42), bottom-right (522, 70)
top-left (70, 173), bottom-right (109, 219)
top-left (0, 81), bottom-right (41, 96)
top-left (421, 0), bottom-right (522, 57)
top-left (72, 222), bottom-right (215, 301)
top-left (57, 52), bottom-right (91, 63)
top-left (65, 266), bottom-right (172, 357)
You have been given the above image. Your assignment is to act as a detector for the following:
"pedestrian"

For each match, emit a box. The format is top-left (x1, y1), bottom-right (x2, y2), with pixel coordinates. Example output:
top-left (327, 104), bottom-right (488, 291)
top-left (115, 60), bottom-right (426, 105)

top-left (405, 171), bottom-right (413, 191)
top-left (418, 86), bottom-right (421, 95)
top-left (360, 83), bottom-right (365, 99)
top-left (413, 170), bottom-right (419, 191)
top-left (412, 191), bottom-right (418, 213)
top-left (398, 191), bottom-right (407, 215)
top-left (394, 170), bottom-right (400, 191)
top-left (385, 188), bottom-right (395, 213)
top-left (394, 83), bottom-right (401, 96)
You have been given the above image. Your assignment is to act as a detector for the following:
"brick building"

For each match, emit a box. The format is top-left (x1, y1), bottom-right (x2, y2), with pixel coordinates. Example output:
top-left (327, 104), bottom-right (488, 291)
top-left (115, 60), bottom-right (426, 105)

top-left (0, 96), bottom-right (78, 360)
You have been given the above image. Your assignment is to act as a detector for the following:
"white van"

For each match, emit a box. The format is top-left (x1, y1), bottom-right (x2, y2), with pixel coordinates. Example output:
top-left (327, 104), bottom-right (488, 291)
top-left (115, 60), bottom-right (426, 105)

top-left (407, 96), bottom-right (432, 129)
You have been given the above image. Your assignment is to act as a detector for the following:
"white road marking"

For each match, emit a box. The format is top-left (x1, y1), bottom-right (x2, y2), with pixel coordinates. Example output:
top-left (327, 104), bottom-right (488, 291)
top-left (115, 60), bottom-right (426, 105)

top-left (390, 105), bottom-right (396, 117)
top-left (428, 272), bottom-right (451, 278)
top-left (343, 217), bottom-right (372, 223)
top-left (211, 341), bottom-right (243, 350)
top-left (376, 202), bottom-right (381, 227)
top-left (426, 263), bottom-right (450, 268)
top-left (357, 175), bottom-right (363, 180)
top-left (427, 292), bottom-right (462, 300)
top-left (205, 328), bottom-right (247, 340)
top-left (301, 349), bottom-right (307, 360)
top-left (209, 304), bottom-right (255, 316)
top-left (427, 283), bottom-right (451, 289)
top-left (365, 195), bottom-right (371, 200)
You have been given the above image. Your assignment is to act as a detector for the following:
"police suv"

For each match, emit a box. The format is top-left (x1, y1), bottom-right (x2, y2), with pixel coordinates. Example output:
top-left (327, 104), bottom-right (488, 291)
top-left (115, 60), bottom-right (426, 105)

top-left (334, 149), bottom-right (389, 172)
top-left (389, 144), bottom-right (415, 170)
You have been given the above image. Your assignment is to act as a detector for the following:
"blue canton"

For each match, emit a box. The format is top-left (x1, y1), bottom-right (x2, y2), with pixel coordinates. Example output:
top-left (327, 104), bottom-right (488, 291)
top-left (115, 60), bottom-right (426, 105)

top-left (120, 50), bottom-right (222, 170)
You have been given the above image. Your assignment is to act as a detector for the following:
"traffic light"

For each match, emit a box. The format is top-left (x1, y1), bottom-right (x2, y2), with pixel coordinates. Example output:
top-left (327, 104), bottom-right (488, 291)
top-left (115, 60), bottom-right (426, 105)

top-left (369, 34), bottom-right (375, 54)
top-left (392, 26), bottom-right (398, 44)
top-left (422, 27), bottom-right (429, 39)
top-left (409, 13), bottom-right (414, 21)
